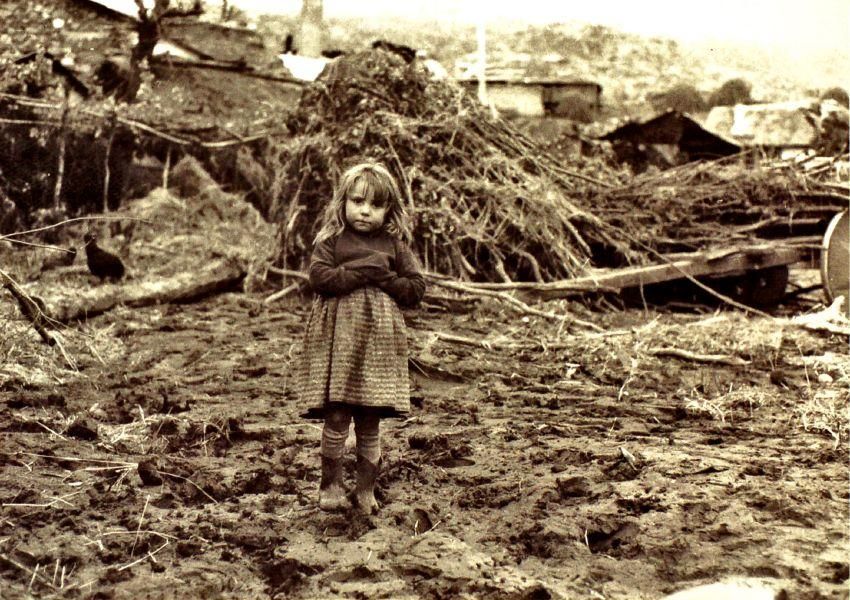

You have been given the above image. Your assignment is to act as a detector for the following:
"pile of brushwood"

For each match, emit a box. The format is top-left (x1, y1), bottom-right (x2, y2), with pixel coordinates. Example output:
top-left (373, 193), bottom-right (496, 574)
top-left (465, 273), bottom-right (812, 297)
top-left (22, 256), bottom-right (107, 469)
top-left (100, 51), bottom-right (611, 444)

top-left (237, 49), bottom-right (633, 282)
top-left (237, 48), bottom-right (849, 282)
top-left (588, 155), bottom-right (850, 256)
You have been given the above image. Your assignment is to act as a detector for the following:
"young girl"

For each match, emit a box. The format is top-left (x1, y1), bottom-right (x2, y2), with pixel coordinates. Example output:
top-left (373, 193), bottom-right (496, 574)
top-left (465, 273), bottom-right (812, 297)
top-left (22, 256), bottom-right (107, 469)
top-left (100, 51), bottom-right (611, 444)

top-left (298, 161), bottom-right (426, 514)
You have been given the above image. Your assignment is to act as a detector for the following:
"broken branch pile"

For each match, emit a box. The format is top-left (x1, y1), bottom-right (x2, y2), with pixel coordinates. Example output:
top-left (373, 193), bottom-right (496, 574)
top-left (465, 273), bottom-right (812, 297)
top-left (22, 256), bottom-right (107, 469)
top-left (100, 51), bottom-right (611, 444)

top-left (241, 49), bottom-right (632, 282)
top-left (589, 155), bottom-right (849, 256)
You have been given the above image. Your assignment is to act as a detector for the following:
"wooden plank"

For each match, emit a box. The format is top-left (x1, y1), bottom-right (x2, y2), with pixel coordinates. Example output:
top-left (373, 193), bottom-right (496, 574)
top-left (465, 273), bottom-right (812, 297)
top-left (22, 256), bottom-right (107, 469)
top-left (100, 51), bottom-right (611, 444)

top-left (525, 243), bottom-right (807, 300)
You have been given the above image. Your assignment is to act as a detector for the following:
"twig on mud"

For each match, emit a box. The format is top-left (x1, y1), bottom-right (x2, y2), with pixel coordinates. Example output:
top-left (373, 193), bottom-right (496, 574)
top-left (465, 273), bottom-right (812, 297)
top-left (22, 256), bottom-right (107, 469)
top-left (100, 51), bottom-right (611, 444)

top-left (107, 465), bottom-right (135, 492)
top-left (264, 281), bottom-right (302, 304)
top-left (3, 491), bottom-right (83, 509)
top-left (428, 276), bottom-right (603, 331)
top-left (43, 492), bottom-right (80, 508)
top-left (32, 419), bottom-right (68, 440)
top-left (414, 519), bottom-right (443, 537)
top-left (432, 331), bottom-right (522, 350)
top-left (18, 453), bottom-right (135, 467)
top-left (266, 266), bottom-right (309, 281)
top-left (102, 530), bottom-right (178, 541)
top-left (83, 465), bottom-right (133, 473)
top-left (117, 540), bottom-right (170, 572)
top-left (29, 562), bottom-right (41, 592)
top-left (648, 347), bottom-right (750, 366)
top-left (157, 470), bottom-right (219, 504)
top-left (131, 494), bottom-right (151, 557)
top-left (0, 554), bottom-right (55, 591)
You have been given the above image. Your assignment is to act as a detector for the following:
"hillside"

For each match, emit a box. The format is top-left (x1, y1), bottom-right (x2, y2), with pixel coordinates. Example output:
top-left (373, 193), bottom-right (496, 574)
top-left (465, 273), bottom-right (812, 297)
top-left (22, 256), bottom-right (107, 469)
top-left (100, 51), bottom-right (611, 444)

top-left (256, 15), bottom-right (848, 119)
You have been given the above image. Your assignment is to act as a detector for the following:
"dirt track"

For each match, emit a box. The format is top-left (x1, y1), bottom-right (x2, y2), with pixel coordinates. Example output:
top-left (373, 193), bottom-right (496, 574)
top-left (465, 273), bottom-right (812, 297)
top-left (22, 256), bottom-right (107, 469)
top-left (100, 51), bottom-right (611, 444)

top-left (1, 284), bottom-right (848, 599)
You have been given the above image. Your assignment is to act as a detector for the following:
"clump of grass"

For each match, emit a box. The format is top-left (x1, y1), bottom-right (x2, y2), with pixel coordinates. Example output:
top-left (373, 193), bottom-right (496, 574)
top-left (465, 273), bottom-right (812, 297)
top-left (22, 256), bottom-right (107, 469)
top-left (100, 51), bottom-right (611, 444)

top-left (684, 395), bottom-right (728, 423)
top-left (795, 390), bottom-right (848, 447)
top-left (792, 352), bottom-right (850, 447)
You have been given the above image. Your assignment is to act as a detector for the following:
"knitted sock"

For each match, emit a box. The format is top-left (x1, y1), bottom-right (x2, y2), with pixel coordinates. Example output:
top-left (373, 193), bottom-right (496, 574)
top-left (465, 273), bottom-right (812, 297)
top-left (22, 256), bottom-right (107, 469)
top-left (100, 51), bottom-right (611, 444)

top-left (321, 408), bottom-right (351, 460)
top-left (354, 413), bottom-right (381, 464)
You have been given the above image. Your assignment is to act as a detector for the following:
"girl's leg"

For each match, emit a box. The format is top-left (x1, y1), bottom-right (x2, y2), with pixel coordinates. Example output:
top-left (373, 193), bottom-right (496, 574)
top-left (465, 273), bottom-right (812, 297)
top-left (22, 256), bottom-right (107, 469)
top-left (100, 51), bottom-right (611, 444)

top-left (319, 404), bottom-right (352, 511)
top-left (352, 409), bottom-right (381, 514)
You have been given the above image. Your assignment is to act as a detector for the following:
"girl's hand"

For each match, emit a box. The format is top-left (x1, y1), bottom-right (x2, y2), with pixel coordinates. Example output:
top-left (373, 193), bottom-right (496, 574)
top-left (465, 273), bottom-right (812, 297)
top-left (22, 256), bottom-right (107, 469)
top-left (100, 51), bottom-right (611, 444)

top-left (343, 253), bottom-right (394, 282)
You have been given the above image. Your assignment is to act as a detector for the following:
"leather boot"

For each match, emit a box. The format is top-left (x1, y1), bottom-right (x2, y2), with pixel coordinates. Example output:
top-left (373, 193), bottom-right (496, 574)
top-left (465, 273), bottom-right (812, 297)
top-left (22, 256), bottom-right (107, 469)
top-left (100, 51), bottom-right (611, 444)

top-left (319, 455), bottom-right (349, 511)
top-left (353, 454), bottom-right (380, 515)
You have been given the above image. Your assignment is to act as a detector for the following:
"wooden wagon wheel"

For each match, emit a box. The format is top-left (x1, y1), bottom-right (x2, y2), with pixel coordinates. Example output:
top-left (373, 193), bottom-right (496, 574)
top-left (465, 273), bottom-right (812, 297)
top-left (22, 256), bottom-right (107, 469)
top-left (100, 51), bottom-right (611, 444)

top-left (821, 210), bottom-right (849, 315)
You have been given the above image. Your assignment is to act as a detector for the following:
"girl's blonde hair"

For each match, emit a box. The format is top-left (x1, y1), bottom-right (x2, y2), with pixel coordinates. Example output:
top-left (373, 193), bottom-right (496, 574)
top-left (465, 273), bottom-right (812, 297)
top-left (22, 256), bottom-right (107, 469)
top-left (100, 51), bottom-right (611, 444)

top-left (314, 162), bottom-right (411, 244)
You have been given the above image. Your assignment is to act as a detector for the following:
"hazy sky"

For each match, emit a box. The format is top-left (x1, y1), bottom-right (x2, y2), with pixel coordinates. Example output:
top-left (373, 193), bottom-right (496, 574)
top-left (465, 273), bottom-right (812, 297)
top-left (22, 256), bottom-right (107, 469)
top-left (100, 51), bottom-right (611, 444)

top-left (229, 0), bottom-right (849, 52)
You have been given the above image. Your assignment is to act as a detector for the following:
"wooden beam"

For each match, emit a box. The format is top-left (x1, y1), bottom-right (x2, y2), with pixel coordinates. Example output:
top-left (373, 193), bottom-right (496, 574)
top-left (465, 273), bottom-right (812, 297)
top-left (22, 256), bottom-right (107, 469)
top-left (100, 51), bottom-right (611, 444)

top-left (526, 244), bottom-right (805, 300)
top-left (530, 244), bottom-right (806, 300)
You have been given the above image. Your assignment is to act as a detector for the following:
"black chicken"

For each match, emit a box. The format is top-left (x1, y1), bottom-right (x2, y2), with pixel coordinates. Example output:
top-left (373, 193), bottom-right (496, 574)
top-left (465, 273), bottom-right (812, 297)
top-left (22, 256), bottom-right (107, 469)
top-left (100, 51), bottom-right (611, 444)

top-left (83, 233), bottom-right (125, 281)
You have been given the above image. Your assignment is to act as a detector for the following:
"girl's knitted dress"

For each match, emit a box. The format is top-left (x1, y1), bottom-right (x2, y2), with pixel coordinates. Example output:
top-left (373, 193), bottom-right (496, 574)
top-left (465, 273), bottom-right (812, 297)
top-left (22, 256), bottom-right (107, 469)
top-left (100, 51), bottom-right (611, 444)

top-left (298, 228), bottom-right (426, 418)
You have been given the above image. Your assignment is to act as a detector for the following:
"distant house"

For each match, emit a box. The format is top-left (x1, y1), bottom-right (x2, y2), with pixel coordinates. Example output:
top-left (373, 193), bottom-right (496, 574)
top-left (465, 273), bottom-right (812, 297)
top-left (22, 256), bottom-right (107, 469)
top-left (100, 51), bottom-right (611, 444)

top-left (704, 101), bottom-right (819, 157)
top-left (456, 75), bottom-right (602, 118)
top-left (600, 110), bottom-right (741, 171)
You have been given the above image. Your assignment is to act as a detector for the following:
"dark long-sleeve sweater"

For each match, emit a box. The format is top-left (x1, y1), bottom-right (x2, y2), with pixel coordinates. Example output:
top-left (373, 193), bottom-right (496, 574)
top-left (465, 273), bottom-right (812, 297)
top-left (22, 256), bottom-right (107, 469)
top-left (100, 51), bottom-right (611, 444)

top-left (308, 228), bottom-right (426, 308)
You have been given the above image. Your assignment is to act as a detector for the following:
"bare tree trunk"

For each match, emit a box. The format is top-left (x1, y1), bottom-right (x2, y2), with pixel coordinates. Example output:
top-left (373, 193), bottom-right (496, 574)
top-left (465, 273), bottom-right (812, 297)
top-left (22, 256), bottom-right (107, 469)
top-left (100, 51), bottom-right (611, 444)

top-left (52, 90), bottom-right (69, 210)
top-left (102, 115), bottom-right (116, 213)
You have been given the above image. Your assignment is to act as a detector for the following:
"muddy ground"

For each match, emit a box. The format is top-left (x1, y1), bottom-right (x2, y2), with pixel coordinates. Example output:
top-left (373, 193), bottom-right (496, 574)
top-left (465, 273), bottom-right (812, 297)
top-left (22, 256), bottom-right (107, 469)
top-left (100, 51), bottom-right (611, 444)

top-left (0, 269), bottom-right (848, 599)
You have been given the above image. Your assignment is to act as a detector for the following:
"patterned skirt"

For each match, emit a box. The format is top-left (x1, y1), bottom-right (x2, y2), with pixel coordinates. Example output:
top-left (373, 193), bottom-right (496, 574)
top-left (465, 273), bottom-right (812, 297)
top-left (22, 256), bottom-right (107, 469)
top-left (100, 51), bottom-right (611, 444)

top-left (297, 286), bottom-right (410, 419)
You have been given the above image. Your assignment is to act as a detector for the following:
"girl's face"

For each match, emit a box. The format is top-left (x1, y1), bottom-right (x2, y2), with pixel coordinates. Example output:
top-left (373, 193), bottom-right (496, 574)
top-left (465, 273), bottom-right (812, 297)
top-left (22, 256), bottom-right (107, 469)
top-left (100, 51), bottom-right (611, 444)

top-left (344, 178), bottom-right (388, 234)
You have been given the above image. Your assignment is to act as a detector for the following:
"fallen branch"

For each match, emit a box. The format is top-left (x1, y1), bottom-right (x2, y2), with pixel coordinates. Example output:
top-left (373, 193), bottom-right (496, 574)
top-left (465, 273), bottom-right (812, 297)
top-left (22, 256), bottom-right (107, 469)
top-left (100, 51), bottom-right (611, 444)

top-left (0, 215), bottom-right (152, 241)
top-left (39, 258), bottom-right (245, 322)
top-left (264, 281), bottom-right (302, 304)
top-left (648, 347), bottom-right (750, 366)
top-left (0, 554), bottom-right (55, 592)
top-left (432, 331), bottom-right (572, 351)
top-left (264, 267), bottom-right (603, 330)
top-left (427, 276), bottom-right (603, 331)
top-left (1, 269), bottom-right (57, 345)
top-left (267, 266), bottom-right (309, 281)
top-left (117, 540), bottom-right (170, 572)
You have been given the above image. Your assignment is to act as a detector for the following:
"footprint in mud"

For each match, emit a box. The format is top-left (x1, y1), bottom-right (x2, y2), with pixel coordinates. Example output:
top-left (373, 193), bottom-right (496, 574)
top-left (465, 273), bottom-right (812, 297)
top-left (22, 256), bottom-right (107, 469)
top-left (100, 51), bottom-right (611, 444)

top-left (455, 481), bottom-right (518, 509)
top-left (432, 456), bottom-right (475, 468)
top-left (602, 448), bottom-right (645, 481)
top-left (407, 431), bottom-right (475, 468)
top-left (259, 557), bottom-right (314, 597)
top-left (6, 392), bottom-right (65, 409)
top-left (583, 518), bottom-right (642, 558)
top-left (511, 521), bottom-right (574, 559)
top-left (310, 511), bottom-right (376, 540)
